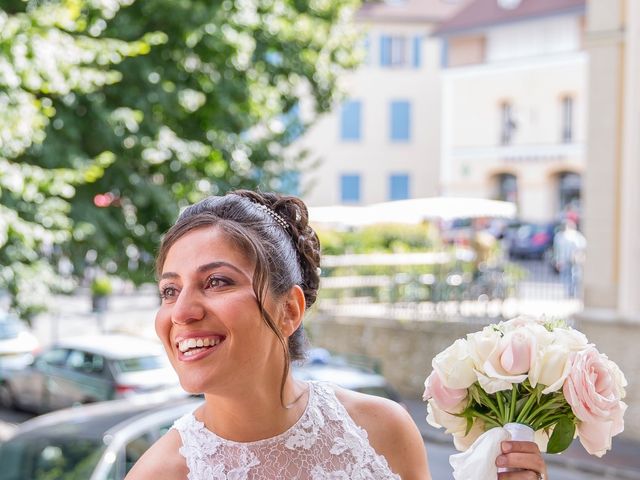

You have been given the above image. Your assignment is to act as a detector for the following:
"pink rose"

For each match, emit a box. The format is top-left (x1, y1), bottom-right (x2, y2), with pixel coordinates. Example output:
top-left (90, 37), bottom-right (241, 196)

top-left (563, 347), bottom-right (627, 456)
top-left (423, 371), bottom-right (467, 411)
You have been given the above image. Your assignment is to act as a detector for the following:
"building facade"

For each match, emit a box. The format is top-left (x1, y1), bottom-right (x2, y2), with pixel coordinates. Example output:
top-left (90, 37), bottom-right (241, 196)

top-left (436, 0), bottom-right (587, 222)
top-left (581, 0), bottom-right (640, 321)
top-left (297, 0), bottom-right (465, 206)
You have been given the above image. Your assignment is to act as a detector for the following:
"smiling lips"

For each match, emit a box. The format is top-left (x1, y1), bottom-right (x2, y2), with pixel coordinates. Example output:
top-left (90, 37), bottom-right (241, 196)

top-left (177, 336), bottom-right (225, 357)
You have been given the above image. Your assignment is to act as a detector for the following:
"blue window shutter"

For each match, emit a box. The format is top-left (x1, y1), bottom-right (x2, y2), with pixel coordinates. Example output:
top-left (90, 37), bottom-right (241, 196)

top-left (363, 34), bottom-right (371, 65)
top-left (340, 100), bottom-right (361, 141)
top-left (390, 101), bottom-right (411, 141)
top-left (390, 174), bottom-right (410, 200)
top-left (340, 174), bottom-right (361, 203)
top-left (440, 38), bottom-right (449, 68)
top-left (380, 36), bottom-right (391, 66)
top-left (413, 36), bottom-right (422, 68)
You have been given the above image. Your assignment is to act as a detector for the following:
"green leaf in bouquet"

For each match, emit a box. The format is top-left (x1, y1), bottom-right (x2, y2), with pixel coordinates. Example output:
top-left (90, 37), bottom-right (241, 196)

top-left (546, 417), bottom-right (576, 454)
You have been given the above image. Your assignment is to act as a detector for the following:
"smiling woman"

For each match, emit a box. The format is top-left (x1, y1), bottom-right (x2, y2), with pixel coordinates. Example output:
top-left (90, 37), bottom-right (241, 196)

top-left (125, 190), bottom-right (547, 480)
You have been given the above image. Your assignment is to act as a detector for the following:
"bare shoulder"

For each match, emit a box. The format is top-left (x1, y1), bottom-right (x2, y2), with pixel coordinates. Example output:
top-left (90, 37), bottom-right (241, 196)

top-left (331, 385), bottom-right (431, 480)
top-left (125, 428), bottom-right (188, 480)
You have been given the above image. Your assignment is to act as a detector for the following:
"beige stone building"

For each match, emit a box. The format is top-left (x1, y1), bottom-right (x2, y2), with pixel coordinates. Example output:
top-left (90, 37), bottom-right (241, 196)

top-left (582, 0), bottom-right (640, 323)
top-left (436, 0), bottom-right (587, 222)
top-left (296, 0), bottom-right (465, 206)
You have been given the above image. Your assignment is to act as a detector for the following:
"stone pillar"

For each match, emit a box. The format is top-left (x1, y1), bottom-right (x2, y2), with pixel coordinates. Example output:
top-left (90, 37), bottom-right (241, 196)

top-left (617, 0), bottom-right (640, 319)
top-left (582, 0), bottom-right (640, 322)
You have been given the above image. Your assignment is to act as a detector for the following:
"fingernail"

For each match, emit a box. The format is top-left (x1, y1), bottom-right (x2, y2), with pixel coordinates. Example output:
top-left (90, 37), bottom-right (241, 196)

top-left (502, 442), bottom-right (512, 452)
top-left (496, 455), bottom-right (506, 467)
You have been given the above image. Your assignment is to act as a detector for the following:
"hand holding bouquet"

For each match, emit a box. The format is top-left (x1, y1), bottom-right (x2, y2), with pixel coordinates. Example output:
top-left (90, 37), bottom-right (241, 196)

top-left (423, 316), bottom-right (627, 479)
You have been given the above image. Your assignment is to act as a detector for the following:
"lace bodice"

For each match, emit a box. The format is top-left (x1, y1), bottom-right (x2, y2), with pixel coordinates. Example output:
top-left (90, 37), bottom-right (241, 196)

top-left (172, 381), bottom-right (401, 479)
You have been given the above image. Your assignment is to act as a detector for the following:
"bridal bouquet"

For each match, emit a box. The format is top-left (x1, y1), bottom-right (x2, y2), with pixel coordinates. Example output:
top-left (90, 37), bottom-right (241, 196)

top-left (423, 316), bottom-right (627, 479)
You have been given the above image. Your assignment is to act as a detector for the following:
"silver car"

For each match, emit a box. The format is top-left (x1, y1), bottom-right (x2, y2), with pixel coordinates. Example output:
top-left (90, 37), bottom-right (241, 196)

top-left (0, 334), bottom-right (182, 413)
top-left (0, 392), bottom-right (200, 480)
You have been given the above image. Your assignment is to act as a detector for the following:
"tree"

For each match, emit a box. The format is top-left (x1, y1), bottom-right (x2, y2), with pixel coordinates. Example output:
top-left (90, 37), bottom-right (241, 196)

top-left (0, 0), bottom-right (155, 319)
top-left (22, 0), bottom-right (362, 285)
top-left (2, 0), bottom-right (362, 317)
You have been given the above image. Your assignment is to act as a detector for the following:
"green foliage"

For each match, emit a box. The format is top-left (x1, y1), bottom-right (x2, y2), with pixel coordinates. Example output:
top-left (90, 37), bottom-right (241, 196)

top-left (1, 0), bottom-right (362, 318)
top-left (0, 0), bottom-right (148, 320)
top-left (317, 223), bottom-right (434, 255)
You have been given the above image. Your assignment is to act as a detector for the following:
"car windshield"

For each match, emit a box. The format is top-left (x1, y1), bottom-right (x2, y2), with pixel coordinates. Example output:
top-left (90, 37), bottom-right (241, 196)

top-left (114, 355), bottom-right (169, 372)
top-left (0, 436), bottom-right (105, 480)
top-left (0, 318), bottom-right (23, 340)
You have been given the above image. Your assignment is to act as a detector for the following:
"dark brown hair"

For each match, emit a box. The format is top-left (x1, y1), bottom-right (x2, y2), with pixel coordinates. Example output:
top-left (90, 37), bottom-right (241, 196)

top-left (155, 190), bottom-right (321, 402)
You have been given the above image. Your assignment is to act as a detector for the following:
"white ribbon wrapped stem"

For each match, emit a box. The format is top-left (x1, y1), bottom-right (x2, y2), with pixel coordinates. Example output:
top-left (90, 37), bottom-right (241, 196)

top-left (449, 423), bottom-right (535, 480)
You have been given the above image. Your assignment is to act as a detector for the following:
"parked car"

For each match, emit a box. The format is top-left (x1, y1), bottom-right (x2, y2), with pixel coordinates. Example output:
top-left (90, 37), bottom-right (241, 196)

top-left (0, 312), bottom-right (39, 372)
top-left (293, 348), bottom-right (402, 403)
top-left (0, 392), bottom-right (199, 480)
top-left (507, 222), bottom-right (558, 260)
top-left (0, 334), bottom-right (181, 413)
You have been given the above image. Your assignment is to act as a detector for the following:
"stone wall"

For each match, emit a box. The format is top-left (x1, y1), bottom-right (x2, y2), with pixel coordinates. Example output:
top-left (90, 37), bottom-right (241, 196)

top-left (305, 312), bottom-right (640, 441)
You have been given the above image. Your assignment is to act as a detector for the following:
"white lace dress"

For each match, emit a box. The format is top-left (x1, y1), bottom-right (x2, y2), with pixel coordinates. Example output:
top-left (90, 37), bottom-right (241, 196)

top-left (172, 381), bottom-right (401, 479)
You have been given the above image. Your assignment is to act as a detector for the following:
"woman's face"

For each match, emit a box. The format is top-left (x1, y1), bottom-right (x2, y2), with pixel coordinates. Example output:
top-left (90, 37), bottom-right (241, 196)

top-left (155, 226), bottom-right (283, 395)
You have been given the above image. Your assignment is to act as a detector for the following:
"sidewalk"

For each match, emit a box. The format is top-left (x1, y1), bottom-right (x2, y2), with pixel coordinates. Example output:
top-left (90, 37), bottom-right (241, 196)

top-left (403, 397), bottom-right (640, 480)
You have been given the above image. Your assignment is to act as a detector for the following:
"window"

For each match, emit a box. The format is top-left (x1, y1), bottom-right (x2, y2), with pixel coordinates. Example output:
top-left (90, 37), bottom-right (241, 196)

top-left (496, 173), bottom-right (518, 203)
top-left (380, 35), bottom-right (407, 67)
top-left (340, 100), bottom-right (361, 141)
top-left (412, 36), bottom-right (422, 68)
top-left (561, 96), bottom-right (574, 143)
top-left (500, 102), bottom-right (516, 145)
top-left (389, 174), bottom-right (410, 200)
top-left (340, 174), bottom-right (361, 203)
top-left (390, 101), bottom-right (411, 141)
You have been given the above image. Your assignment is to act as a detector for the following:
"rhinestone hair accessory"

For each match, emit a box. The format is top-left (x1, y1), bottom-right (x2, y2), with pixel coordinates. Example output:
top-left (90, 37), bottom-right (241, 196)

top-left (255, 203), bottom-right (289, 230)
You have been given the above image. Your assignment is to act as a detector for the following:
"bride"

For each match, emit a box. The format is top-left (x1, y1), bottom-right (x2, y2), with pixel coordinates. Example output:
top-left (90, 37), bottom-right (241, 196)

top-left (126, 190), bottom-right (548, 479)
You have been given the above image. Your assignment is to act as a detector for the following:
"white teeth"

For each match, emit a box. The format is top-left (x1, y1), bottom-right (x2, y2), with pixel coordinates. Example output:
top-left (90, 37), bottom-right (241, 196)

top-left (178, 337), bottom-right (222, 353)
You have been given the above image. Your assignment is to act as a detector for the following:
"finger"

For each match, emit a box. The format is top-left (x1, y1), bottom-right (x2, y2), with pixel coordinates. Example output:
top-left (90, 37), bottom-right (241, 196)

top-left (496, 452), bottom-right (545, 473)
top-left (498, 471), bottom-right (540, 480)
top-left (502, 441), bottom-right (541, 454)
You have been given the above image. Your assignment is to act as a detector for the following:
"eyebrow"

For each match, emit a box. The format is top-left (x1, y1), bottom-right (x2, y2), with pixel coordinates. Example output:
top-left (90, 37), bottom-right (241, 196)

top-left (160, 261), bottom-right (247, 280)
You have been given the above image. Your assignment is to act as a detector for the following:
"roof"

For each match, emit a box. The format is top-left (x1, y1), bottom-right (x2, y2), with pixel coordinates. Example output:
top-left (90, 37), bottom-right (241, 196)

top-left (356, 0), bottom-right (469, 24)
top-left (434, 0), bottom-right (585, 35)
top-left (56, 333), bottom-right (164, 359)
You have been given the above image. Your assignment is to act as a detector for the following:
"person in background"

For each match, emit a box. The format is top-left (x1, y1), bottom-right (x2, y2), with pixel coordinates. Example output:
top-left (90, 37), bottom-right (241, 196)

top-left (553, 220), bottom-right (586, 298)
top-left (125, 189), bottom-right (548, 479)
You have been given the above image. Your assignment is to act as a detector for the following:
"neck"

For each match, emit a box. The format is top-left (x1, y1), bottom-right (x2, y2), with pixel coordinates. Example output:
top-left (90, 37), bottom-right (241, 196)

top-left (199, 375), bottom-right (310, 442)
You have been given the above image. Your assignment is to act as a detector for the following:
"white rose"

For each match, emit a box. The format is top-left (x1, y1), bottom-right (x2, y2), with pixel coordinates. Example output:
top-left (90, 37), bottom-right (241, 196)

top-left (529, 343), bottom-right (573, 394)
top-left (432, 338), bottom-right (477, 390)
top-left (426, 401), bottom-right (467, 436)
top-left (452, 419), bottom-right (486, 451)
top-left (607, 358), bottom-right (628, 398)
top-left (466, 326), bottom-right (502, 374)
top-left (552, 327), bottom-right (589, 351)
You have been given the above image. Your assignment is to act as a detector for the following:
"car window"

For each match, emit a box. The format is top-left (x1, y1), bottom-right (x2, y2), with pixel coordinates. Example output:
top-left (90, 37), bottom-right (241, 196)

top-left (114, 355), bottom-right (169, 373)
top-left (0, 318), bottom-right (24, 340)
top-left (0, 437), bottom-right (104, 480)
top-left (36, 348), bottom-right (70, 368)
top-left (67, 350), bottom-right (105, 375)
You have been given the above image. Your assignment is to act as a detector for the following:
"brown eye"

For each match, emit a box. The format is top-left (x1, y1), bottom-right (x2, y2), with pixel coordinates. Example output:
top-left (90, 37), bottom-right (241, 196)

top-left (159, 286), bottom-right (178, 301)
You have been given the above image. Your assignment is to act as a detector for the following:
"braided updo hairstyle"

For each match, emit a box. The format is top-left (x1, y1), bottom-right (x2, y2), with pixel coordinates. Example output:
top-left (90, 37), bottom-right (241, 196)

top-left (155, 189), bottom-right (321, 402)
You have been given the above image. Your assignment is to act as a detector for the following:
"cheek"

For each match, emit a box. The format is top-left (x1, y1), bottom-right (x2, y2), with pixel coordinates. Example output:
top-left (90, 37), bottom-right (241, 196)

top-left (154, 307), bottom-right (172, 343)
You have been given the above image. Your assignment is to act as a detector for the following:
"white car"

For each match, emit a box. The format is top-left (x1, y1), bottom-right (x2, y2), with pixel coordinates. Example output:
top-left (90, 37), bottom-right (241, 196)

top-left (0, 313), bottom-right (39, 371)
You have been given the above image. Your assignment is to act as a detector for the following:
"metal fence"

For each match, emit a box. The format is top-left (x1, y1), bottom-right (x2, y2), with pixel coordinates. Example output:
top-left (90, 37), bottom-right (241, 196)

top-left (316, 253), bottom-right (583, 321)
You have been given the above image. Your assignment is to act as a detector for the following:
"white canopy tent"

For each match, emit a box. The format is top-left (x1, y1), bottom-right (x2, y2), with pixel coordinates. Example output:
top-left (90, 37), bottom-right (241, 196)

top-left (308, 197), bottom-right (517, 228)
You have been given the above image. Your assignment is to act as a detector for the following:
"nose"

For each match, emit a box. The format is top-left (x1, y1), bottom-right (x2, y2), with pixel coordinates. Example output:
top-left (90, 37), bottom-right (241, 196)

top-left (170, 286), bottom-right (205, 325)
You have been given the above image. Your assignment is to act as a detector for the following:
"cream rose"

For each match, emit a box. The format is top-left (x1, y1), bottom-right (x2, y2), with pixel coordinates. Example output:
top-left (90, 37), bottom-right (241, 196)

top-left (432, 338), bottom-right (477, 390)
